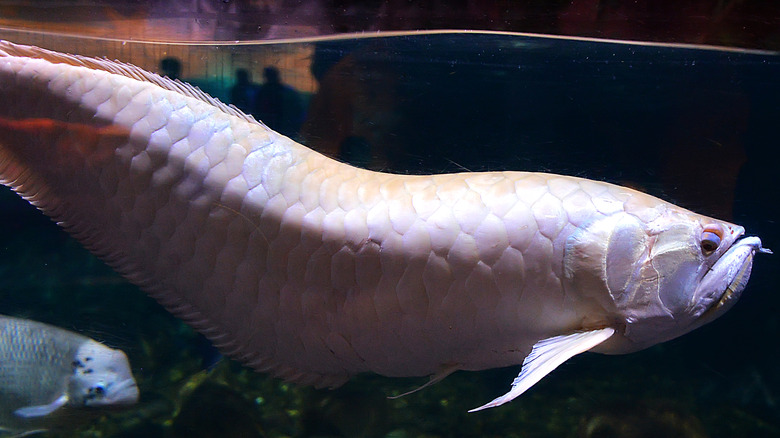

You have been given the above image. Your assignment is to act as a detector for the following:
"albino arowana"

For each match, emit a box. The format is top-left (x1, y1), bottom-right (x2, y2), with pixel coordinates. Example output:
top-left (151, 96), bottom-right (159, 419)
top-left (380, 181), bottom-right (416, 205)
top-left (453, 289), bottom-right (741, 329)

top-left (0, 40), bottom-right (767, 411)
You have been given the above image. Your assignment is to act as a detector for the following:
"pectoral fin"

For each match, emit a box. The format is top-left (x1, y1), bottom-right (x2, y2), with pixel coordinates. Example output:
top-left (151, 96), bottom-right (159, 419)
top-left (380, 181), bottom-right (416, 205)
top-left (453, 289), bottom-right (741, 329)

top-left (14, 395), bottom-right (69, 418)
top-left (469, 327), bottom-right (615, 412)
top-left (388, 363), bottom-right (460, 400)
top-left (8, 429), bottom-right (49, 438)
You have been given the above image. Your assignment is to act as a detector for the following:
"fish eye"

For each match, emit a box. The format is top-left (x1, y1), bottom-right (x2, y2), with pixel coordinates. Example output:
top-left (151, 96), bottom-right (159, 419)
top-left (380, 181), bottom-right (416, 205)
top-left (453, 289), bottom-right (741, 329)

top-left (701, 226), bottom-right (723, 254)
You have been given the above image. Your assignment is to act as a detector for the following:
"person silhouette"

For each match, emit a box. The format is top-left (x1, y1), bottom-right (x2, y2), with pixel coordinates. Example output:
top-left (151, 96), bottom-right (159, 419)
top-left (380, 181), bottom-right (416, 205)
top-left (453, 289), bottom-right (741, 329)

top-left (229, 69), bottom-right (260, 115)
top-left (254, 66), bottom-right (304, 138)
top-left (159, 57), bottom-right (181, 80)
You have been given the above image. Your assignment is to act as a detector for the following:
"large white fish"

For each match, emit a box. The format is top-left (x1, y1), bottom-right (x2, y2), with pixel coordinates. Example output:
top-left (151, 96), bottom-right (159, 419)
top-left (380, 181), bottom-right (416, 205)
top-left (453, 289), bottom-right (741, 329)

top-left (0, 314), bottom-right (138, 435)
top-left (0, 40), bottom-right (768, 411)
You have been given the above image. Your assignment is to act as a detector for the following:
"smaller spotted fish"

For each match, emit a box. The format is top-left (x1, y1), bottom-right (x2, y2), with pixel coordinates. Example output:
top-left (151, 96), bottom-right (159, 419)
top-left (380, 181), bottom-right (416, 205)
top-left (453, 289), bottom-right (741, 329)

top-left (0, 314), bottom-right (138, 435)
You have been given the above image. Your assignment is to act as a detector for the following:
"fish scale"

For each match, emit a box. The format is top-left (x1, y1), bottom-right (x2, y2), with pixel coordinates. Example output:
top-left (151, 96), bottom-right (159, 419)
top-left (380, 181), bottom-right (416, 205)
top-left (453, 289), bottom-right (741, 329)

top-left (0, 41), bottom-right (766, 409)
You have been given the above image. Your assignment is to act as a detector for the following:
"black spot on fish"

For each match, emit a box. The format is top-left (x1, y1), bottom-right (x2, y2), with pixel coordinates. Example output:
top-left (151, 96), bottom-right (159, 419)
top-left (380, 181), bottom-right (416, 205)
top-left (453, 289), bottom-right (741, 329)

top-left (86, 385), bottom-right (106, 401)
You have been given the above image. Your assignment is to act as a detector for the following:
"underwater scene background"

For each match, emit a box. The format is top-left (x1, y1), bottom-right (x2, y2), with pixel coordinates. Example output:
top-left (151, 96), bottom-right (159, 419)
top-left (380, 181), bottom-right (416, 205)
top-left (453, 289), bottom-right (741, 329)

top-left (0, 3), bottom-right (778, 437)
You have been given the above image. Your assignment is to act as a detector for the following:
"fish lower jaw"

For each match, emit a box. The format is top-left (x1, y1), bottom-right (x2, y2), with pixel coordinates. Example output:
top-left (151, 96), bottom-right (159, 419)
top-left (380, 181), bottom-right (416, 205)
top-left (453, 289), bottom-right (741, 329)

top-left (715, 282), bottom-right (738, 309)
top-left (700, 237), bottom-right (761, 318)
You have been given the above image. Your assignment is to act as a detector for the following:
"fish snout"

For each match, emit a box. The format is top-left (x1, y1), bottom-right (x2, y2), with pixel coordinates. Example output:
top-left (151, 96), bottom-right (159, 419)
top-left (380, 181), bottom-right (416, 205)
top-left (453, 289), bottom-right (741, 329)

top-left (105, 378), bottom-right (140, 405)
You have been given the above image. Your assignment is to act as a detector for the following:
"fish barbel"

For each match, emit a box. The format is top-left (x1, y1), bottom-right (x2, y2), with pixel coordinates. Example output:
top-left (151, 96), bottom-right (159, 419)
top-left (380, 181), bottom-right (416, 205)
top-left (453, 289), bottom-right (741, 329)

top-left (0, 40), bottom-right (767, 410)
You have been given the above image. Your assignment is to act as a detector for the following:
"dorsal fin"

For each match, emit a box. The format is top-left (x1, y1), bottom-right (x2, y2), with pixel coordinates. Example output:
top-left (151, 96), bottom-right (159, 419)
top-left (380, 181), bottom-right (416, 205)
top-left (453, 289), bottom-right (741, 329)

top-left (0, 40), bottom-right (261, 126)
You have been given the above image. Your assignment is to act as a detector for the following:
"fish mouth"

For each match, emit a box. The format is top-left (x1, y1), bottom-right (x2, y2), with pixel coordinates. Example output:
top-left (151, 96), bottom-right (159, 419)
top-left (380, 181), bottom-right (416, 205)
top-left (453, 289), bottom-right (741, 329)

top-left (697, 236), bottom-right (769, 322)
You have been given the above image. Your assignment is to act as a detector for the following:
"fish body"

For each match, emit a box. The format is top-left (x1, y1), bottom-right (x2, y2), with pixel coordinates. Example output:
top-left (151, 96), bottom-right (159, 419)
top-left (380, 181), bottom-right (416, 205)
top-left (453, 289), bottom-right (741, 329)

top-left (0, 314), bottom-right (138, 434)
top-left (0, 41), bottom-right (766, 409)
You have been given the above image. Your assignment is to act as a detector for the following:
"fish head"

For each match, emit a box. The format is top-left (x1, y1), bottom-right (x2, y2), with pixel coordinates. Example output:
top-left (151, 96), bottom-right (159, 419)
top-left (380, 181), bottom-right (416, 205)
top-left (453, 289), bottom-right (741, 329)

top-left (565, 205), bottom-right (767, 354)
top-left (68, 340), bottom-right (139, 408)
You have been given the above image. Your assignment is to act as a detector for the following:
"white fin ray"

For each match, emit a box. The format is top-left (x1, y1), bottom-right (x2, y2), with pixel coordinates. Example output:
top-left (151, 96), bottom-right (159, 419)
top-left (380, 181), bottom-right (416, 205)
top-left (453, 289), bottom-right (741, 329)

top-left (13, 395), bottom-right (69, 418)
top-left (4, 429), bottom-right (49, 438)
top-left (469, 327), bottom-right (615, 412)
